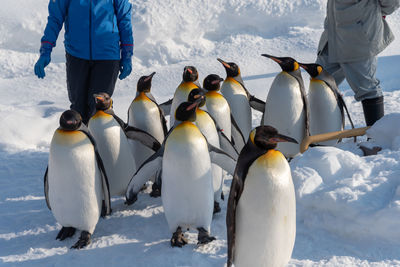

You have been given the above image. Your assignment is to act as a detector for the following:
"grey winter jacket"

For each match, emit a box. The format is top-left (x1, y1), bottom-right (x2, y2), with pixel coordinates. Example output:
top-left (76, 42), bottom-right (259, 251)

top-left (318, 0), bottom-right (400, 63)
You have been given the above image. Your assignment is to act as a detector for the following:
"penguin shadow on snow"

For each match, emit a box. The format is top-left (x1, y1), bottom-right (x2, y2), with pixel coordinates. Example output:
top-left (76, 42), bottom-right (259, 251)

top-left (37, 100), bottom-right (64, 118)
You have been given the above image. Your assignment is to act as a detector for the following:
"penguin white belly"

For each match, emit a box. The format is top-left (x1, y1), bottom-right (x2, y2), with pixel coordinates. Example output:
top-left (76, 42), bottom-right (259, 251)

top-left (204, 93), bottom-right (232, 140)
top-left (48, 130), bottom-right (102, 233)
top-left (221, 80), bottom-right (252, 140)
top-left (308, 80), bottom-right (343, 146)
top-left (89, 112), bottom-right (136, 196)
top-left (235, 150), bottom-right (296, 267)
top-left (195, 110), bottom-right (223, 201)
top-left (263, 72), bottom-right (305, 157)
top-left (128, 99), bottom-right (165, 170)
top-left (162, 122), bottom-right (214, 233)
top-left (169, 82), bottom-right (198, 127)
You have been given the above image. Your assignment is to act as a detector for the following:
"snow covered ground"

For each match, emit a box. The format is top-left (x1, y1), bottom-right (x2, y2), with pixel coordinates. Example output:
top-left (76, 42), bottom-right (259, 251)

top-left (1, 0), bottom-right (400, 266)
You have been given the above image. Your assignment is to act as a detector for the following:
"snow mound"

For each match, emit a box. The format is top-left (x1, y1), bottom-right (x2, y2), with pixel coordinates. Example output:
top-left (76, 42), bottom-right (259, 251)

top-left (367, 113), bottom-right (400, 150)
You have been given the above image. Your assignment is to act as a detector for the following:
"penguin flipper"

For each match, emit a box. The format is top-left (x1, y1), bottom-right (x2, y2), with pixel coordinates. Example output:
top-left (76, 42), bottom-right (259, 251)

top-left (226, 172), bottom-right (243, 267)
top-left (218, 131), bottom-right (239, 160)
top-left (159, 98), bottom-right (173, 115)
top-left (44, 167), bottom-right (51, 210)
top-left (125, 126), bottom-right (162, 152)
top-left (230, 114), bottom-right (246, 151)
top-left (125, 147), bottom-right (164, 205)
top-left (249, 95), bottom-right (266, 113)
top-left (208, 144), bottom-right (236, 175)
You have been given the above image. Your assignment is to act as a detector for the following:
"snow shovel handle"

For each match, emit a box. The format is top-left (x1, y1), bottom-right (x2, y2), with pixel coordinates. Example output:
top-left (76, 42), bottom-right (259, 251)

top-left (300, 126), bottom-right (371, 153)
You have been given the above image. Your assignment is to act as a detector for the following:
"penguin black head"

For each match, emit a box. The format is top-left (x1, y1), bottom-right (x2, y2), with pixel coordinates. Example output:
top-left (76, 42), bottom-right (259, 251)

top-left (261, 54), bottom-right (299, 72)
top-left (298, 63), bottom-right (323, 78)
top-left (182, 66), bottom-right (199, 82)
top-left (137, 72), bottom-right (156, 93)
top-left (59, 110), bottom-right (82, 131)
top-left (188, 88), bottom-right (206, 107)
top-left (249, 125), bottom-right (298, 151)
top-left (175, 101), bottom-right (201, 122)
top-left (217, 58), bottom-right (240, 77)
top-left (203, 74), bottom-right (224, 91)
top-left (94, 92), bottom-right (112, 111)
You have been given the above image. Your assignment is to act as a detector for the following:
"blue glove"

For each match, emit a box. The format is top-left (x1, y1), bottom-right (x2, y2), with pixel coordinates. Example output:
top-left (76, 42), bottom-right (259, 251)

top-left (119, 45), bottom-right (133, 80)
top-left (34, 42), bottom-right (53, 79)
top-left (119, 57), bottom-right (132, 80)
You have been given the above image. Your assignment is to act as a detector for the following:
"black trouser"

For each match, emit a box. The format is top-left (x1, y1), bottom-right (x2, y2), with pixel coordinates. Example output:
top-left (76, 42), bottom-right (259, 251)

top-left (66, 53), bottom-right (120, 124)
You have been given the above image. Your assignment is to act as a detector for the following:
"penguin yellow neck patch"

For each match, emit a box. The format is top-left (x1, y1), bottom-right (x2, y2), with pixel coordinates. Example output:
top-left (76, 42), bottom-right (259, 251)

top-left (225, 77), bottom-right (241, 86)
top-left (256, 150), bottom-right (285, 167)
top-left (293, 61), bottom-right (299, 71)
top-left (206, 91), bottom-right (223, 98)
top-left (92, 110), bottom-right (113, 119)
top-left (134, 92), bottom-right (151, 102)
top-left (179, 81), bottom-right (199, 92)
top-left (249, 129), bottom-right (256, 145)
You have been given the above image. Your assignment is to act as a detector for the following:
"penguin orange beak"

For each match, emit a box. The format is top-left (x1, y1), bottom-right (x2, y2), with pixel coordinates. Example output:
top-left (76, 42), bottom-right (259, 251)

top-left (144, 72), bottom-right (156, 82)
top-left (261, 54), bottom-right (282, 64)
top-left (211, 77), bottom-right (224, 85)
top-left (94, 94), bottom-right (104, 103)
top-left (217, 58), bottom-right (231, 69)
top-left (186, 95), bottom-right (204, 111)
top-left (186, 68), bottom-right (193, 74)
top-left (269, 134), bottom-right (298, 144)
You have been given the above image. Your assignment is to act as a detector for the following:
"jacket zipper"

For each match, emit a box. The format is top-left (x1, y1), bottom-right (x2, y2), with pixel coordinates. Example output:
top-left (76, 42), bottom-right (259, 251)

top-left (89, 0), bottom-right (92, 60)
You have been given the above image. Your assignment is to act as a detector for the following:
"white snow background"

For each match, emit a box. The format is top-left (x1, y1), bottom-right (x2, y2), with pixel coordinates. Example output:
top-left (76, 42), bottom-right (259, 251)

top-left (1, 0), bottom-right (400, 266)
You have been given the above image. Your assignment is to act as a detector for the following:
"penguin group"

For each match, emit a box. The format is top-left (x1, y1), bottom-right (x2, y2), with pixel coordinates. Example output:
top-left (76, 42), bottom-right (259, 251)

top-left (44, 56), bottom-right (355, 266)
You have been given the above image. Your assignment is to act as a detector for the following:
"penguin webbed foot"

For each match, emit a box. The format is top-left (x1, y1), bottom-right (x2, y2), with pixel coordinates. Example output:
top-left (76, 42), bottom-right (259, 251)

top-left (170, 227), bottom-right (188, 247)
top-left (213, 201), bottom-right (221, 214)
top-left (71, 231), bottom-right (91, 249)
top-left (197, 227), bottom-right (216, 245)
top-left (359, 145), bottom-right (382, 156)
top-left (149, 182), bottom-right (161, 198)
top-left (56, 226), bottom-right (76, 241)
top-left (125, 190), bottom-right (138, 206)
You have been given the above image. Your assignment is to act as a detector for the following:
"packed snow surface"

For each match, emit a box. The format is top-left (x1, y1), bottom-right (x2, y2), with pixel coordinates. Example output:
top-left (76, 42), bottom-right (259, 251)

top-left (1, 0), bottom-right (400, 266)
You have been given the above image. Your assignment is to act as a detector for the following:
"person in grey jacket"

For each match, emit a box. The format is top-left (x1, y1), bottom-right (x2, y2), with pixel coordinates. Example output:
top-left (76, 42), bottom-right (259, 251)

top-left (316, 0), bottom-right (400, 126)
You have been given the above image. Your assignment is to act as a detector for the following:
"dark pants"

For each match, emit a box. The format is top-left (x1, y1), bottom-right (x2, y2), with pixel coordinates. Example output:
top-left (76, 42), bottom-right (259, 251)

top-left (66, 53), bottom-right (120, 124)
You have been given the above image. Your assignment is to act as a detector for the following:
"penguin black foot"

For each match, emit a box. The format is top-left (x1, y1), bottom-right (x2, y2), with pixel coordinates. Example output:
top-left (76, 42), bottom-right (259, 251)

top-left (221, 191), bottom-right (225, 200)
top-left (170, 227), bottom-right (188, 247)
top-left (56, 227), bottom-right (76, 241)
top-left (125, 192), bottom-right (138, 206)
top-left (150, 182), bottom-right (161, 198)
top-left (213, 201), bottom-right (221, 214)
top-left (197, 227), bottom-right (216, 245)
top-left (359, 145), bottom-right (382, 156)
top-left (71, 231), bottom-right (91, 249)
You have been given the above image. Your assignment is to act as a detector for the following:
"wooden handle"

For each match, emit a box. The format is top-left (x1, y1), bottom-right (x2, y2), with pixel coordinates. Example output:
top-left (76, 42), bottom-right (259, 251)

top-left (300, 126), bottom-right (371, 153)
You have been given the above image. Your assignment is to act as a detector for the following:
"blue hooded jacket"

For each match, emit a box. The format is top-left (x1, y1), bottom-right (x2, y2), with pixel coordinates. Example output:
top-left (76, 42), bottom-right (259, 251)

top-left (41, 0), bottom-right (133, 60)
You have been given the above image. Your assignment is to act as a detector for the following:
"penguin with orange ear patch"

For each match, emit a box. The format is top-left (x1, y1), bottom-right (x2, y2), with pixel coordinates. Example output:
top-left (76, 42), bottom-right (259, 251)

top-left (227, 125), bottom-right (297, 267)
top-left (218, 58), bottom-right (265, 148)
top-left (261, 54), bottom-right (309, 158)
top-left (299, 63), bottom-right (355, 146)
top-left (88, 93), bottom-right (161, 197)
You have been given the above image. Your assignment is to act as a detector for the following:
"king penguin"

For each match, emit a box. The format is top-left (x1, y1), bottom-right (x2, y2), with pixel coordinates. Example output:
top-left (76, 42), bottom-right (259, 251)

top-left (261, 54), bottom-right (309, 158)
top-left (226, 125), bottom-right (297, 267)
top-left (44, 110), bottom-right (111, 249)
top-left (127, 72), bottom-right (167, 196)
top-left (299, 63), bottom-right (355, 146)
top-left (203, 74), bottom-right (246, 154)
top-left (187, 88), bottom-right (238, 214)
top-left (218, 58), bottom-right (265, 148)
top-left (88, 93), bottom-right (161, 197)
top-left (125, 100), bottom-right (236, 247)
top-left (168, 66), bottom-right (201, 128)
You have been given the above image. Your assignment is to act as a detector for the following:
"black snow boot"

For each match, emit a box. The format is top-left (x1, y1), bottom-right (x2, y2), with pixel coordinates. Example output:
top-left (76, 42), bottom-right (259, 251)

top-left (362, 96), bottom-right (384, 126)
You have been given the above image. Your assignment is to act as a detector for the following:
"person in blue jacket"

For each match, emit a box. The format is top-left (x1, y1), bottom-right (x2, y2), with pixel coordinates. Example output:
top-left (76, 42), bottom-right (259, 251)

top-left (34, 0), bottom-right (134, 124)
